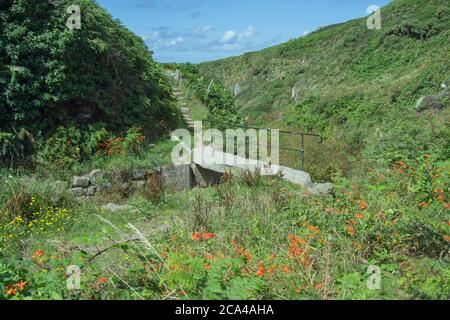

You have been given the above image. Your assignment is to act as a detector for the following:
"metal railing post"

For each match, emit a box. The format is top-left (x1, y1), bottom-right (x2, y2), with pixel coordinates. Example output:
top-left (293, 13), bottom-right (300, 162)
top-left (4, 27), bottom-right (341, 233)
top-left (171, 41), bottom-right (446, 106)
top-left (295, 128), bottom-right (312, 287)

top-left (301, 134), bottom-right (305, 171)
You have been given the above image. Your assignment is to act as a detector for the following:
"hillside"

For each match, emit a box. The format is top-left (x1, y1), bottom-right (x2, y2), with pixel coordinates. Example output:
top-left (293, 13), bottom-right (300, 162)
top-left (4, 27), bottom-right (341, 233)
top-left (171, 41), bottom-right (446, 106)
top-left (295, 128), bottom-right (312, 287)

top-left (198, 0), bottom-right (449, 177)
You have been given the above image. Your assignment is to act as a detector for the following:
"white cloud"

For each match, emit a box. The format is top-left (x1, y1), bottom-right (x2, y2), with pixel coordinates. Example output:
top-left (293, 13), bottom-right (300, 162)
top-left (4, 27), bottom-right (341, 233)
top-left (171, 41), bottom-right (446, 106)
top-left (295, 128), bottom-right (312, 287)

top-left (238, 25), bottom-right (256, 41)
top-left (166, 36), bottom-right (184, 47)
top-left (220, 30), bottom-right (237, 43)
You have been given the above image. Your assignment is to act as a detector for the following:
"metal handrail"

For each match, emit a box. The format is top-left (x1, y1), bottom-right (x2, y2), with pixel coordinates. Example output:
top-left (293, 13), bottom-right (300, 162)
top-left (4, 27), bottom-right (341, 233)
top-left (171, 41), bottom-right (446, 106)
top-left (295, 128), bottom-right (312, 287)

top-left (204, 119), bottom-right (322, 171)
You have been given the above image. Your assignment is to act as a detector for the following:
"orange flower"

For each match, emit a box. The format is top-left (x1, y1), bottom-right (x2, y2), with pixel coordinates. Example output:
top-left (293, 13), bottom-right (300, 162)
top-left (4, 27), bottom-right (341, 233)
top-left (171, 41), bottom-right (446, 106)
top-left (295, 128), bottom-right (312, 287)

top-left (204, 263), bottom-right (212, 271)
top-left (32, 249), bottom-right (44, 260)
top-left (358, 200), bottom-right (367, 210)
top-left (419, 202), bottom-right (429, 208)
top-left (244, 252), bottom-right (252, 263)
top-left (202, 233), bottom-right (216, 240)
top-left (16, 280), bottom-right (27, 290)
top-left (281, 266), bottom-right (290, 273)
top-left (444, 235), bottom-right (450, 242)
top-left (346, 225), bottom-right (355, 236)
top-left (445, 203), bottom-right (450, 209)
top-left (308, 225), bottom-right (320, 235)
top-left (191, 233), bottom-right (202, 240)
top-left (255, 262), bottom-right (265, 277)
top-left (326, 207), bottom-right (334, 214)
top-left (269, 253), bottom-right (276, 260)
top-left (97, 277), bottom-right (108, 284)
top-left (5, 286), bottom-right (17, 296)
top-left (445, 221), bottom-right (450, 227)
top-left (434, 189), bottom-right (444, 194)
top-left (355, 213), bottom-right (364, 220)
top-left (315, 283), bottom-right (324, 291)
top-left (437, 194), bottom-right (445, 201)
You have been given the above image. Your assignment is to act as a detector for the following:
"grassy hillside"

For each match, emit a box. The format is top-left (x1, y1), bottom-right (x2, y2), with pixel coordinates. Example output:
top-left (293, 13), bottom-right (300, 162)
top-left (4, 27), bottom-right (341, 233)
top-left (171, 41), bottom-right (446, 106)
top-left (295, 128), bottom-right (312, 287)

top-left (198, 0), bottom-right (449, 178)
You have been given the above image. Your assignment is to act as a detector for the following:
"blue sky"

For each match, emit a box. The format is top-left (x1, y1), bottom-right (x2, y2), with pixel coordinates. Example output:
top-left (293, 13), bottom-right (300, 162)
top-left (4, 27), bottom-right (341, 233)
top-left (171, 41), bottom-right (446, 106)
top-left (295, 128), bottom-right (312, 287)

top-left (96, 0), bottom-right (391, 63)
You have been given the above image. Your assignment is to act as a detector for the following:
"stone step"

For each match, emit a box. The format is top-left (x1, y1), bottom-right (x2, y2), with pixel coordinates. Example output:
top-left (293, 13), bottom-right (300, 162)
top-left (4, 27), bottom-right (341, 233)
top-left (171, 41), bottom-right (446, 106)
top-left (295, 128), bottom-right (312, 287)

top-left (180, 107), bottom-right (190, 113)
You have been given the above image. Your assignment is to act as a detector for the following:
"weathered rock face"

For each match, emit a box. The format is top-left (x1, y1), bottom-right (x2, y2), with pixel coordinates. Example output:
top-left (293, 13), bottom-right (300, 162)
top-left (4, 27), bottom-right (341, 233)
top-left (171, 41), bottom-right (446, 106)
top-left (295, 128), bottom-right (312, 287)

top-left (68, 187), bottom-right (85, 197)
top-left (415, 83), bottom-right (449, 112)
top-left (191, 164), bottom-right (223, 187)
top-left (308, 183), bottom-right (334, 195)
top-left (161, 165), bottom-right (194, 192)
top-left (234, 84), bottom-right (242, 97)
top-left (89, 169), bottom-right (103, 185)
top-left (280, 167), bottom-right (314, 189)
top-left (132, 169), bottom-right (146, 180)
top-left (72, 175), bottom-right (90, 188)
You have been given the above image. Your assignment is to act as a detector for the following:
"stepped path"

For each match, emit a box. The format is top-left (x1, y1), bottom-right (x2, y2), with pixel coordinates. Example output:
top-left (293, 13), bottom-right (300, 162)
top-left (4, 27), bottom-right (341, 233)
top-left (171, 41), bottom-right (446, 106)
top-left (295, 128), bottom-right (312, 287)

top-left (170, 85), bottom-right (332, 194)
top-left (173, 87), bottom-right (195, 131)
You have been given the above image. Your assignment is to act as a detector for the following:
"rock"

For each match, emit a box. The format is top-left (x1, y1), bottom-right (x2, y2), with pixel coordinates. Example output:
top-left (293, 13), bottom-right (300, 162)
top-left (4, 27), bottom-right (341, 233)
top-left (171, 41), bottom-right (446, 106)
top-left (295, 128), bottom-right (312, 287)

top-left (72, 175), bottom-right (90, 188)
top-left (280, 167), bottom-right (314, 189)
top-left (120, 182), bottom-right (130, 192)
top-left (101, 203), bottom-right (134, 213)
top-left (234, 84), bottom-right (242, 97)
top-left (86, 186), bottom-right (97, 196)
top-left (415, 95), bottom-right (445, 112)
top-left (68, 187), bottom-right (85, 197)
top-left (191, 164), bottom-right (223, 187)
top-left (308, 183), bottom-right (334, 195)
top-left (132, 169), bottom-right (146, 180)
top-left (97, 183), bottom-right (112, 194)
top-left (148, 144), bottom-right (156, 149)
top-left (88, 169), bottom-right (103, 185)
top-left (180, 107), bottom-right (190, 114)
top-left (161, 164), bottom-right (194, 192)
top-left (133, 181), bottom-right (147, 190)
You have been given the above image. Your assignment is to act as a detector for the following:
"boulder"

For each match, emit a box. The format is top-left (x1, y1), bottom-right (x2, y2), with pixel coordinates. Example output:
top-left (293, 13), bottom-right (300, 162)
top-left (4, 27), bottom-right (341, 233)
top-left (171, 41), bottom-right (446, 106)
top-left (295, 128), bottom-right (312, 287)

top-left (72, 175), bottom-right (90, 188)
top-left (86, 186), bottom-right (97, 196)
top-left (97, 183), bottom-right (112, 194)
top-left (308, 183), bottom-right (334, 195)
top-left (234, 84), bottom-right (242, 97)
top-left (133, 181), bottom-right (147, 190)
top-left (161, 164), bottom-right (194, 192)
top-left (280, 167), bottom-right (314, 189)
top-left (120, 182), bottom-right (130, 192)
top-left (132, 169), bottom-right (146, 180)
top-left (88, 169), bottom-right (103, 185)
top-left (415, 95), bottom-right (445, 112)
top-left (68, 187), bottom-right (85, 197)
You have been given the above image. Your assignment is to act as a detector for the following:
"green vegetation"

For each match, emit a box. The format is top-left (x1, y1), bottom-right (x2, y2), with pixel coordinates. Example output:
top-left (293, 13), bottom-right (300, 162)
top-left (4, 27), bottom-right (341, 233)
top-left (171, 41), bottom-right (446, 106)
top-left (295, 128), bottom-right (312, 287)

top-left (166, 63), bottom-right (242, 126)
top-left (1, 156), bottom-right (448, 300)
top-left (0, 0), bottom-right (449, 301)
top-left (0, 0), bottom-right (179, 167)
top-left (198, 0), bottom-right (449, 179)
